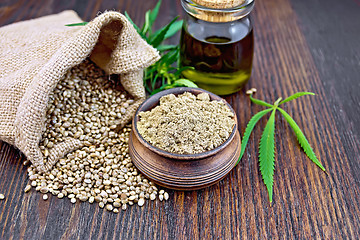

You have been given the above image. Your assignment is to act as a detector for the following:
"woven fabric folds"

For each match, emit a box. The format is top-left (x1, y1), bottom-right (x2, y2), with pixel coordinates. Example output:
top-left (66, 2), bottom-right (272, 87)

top-left (0, 11), bottom-right (159, 172)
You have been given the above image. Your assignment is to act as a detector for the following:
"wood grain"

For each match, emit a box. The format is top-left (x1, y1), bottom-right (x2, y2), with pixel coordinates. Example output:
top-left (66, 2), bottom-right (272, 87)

top-left (0, 0), bottom-right (359, 239)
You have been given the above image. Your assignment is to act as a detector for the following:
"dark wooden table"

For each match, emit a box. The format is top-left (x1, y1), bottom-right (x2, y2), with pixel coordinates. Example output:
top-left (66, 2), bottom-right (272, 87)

top-left (1, 0), bottom-right (359, 239)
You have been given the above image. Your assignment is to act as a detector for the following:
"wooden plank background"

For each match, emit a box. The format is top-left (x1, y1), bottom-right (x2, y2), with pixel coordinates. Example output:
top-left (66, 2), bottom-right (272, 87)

top-left (0, 0), bottom-right (359, 239)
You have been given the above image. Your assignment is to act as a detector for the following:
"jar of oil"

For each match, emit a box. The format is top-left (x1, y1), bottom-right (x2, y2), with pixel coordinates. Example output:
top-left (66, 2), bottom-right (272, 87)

top-left (180, 0), bottom-right (255, 95)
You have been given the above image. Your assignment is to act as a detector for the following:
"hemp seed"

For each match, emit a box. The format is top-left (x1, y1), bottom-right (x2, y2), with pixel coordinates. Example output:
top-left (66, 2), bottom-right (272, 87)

top-left (164, 192), bottom-right (169, 200)
top-left (27, 59), bottom-right (169, 212)
top-left (106, 204), bottom-right (113, 211)
top-left (24, 185), bottom-right (31, 193)
top-left (43, 194), bottom-right (48, 200)
top-left (138, 198), bottom-right (145, 207)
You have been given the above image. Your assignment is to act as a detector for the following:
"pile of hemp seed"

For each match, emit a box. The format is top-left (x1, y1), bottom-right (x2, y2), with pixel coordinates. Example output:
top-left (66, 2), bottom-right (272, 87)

top-left (25, 60), bottom-right (169, 213)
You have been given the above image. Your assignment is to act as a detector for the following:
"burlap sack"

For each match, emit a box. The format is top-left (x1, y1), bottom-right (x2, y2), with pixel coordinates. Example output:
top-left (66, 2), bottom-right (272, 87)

top-left (0, 11), bottom-right (160, 173)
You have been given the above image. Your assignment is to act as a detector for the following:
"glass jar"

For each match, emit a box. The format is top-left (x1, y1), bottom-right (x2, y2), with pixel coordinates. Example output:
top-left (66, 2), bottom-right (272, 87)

top-left (180, 0), bottom-right (255, 95)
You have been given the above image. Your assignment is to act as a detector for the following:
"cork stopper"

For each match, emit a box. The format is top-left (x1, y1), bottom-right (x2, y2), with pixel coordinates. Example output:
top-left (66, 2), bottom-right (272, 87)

top-left (187, 0), bottom-right (249, 22)
top-left (192, 0), bottom-right (245, 9)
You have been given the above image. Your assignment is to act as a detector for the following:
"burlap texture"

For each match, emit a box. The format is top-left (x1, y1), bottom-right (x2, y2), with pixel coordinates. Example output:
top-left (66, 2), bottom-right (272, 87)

top-left (0, 11), bottom-right (160, 172)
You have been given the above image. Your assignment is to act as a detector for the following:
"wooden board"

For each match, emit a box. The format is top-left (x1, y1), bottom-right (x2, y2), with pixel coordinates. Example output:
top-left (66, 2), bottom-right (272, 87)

top-left (0, 0), bottom-right (359, 239)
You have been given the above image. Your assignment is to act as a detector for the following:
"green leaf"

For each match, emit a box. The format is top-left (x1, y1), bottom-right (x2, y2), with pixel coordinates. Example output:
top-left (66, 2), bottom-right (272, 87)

top-left (174, 66), bottom-right (194, 78)
top-left (158, 51), bottom-right (172, 63)
top-left (65, 22), bottom-right (88, 26)
top-left (151, 73), bottom-right (160, 90)
top-left (259, 109), bottom-right (276, 203)
top-left (164, 20), bottom-right (183, 39)
top-left (124, 11), bottom-right (145, 38)
top-left (144, 65), bottom-right (158, 76)
top-left (159, 48), bottom-right (179, 65)
top-left (166, 48), bottom-right (179, 65)
top-left (156, 44), bottom-right (178, 52)
top-left (150, 88), bottom-right (162, 95)
top-left (141, 10), bottom-right (151, 35)
top-left (279, 92), bottom-right (315, 105)
top-left (173, 79), bottom-right (198, 88)
top-left (250, 95), bottom-right (273, 108)
top-left (150, 17), bottom-right (179, 47)
top-left (150, 83), bottom-right (173, 95)
top-left (149, 0), bottom-right (162, 28)
top-left (278, 108), bottom-right (326, 172)
top-left (152, 20), bottom-right (183, 41)
top-left (238, 108), bottom-right (273, 164)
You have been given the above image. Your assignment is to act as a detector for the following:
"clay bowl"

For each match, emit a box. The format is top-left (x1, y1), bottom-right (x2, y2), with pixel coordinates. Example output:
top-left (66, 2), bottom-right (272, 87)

top-left (129, 87), bottom-right (241, 190)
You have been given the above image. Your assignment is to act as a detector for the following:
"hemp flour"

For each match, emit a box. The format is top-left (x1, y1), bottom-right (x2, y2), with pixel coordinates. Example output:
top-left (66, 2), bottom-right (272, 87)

top-left (137, 92), bottom-right (235, 154)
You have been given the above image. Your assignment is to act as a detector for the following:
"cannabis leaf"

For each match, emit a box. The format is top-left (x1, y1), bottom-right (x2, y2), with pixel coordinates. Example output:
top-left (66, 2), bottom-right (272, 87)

top-left (149, 0), bottom-right (162, 27)
top-left (237, 108), bottom-right (272, 163)
top-left (278, 108), bottom-right (326, 172)
top-left (124, 1), bottom-right (194, 94)
top-left (239, 91), bottom-right (326, 203)
top-left (279, 92), bottom-right (315, 105)
top-left (173, 79), bottom-right (198, 88)
top-left (259, 109), bottom-right (276, 203)
top-left (124, 12), bottom-right (144, 37)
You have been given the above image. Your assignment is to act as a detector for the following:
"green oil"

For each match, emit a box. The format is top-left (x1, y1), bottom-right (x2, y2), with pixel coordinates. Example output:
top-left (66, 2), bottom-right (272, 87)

top-left (180, 26), bottom-right (254, 95)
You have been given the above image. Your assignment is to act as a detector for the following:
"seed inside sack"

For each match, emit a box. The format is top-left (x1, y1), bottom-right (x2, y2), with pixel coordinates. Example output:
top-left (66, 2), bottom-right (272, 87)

top-left (27, 59), bottom-right (168, 211)
top-left (39, 59), bottom-right (134, 152)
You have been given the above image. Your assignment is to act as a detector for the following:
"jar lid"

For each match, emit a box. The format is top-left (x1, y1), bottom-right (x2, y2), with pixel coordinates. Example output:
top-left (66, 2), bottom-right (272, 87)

top-left (192, 0), bottom-right (245, 9)
top-left (183, 0), bottom-right (253, 23)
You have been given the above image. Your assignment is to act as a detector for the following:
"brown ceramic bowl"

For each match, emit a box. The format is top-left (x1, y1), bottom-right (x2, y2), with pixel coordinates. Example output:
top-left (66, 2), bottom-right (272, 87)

top-left (132, 87), bottom-right (238, 160)
top-left (129, 87), bottom-right (241, 190)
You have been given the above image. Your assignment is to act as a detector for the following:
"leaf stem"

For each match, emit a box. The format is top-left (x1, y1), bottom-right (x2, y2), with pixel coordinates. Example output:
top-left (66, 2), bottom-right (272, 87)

top-left (249, 94), bottom-right (273, 108)
top-left (274, 97), bottom-right (282, 107)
